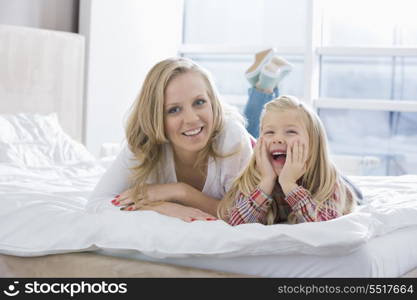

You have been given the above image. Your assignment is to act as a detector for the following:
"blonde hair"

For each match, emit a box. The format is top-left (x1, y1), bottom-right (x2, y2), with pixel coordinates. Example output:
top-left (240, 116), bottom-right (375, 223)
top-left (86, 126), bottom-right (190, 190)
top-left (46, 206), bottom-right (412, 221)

top-left (125, 57), bottom-right (225, 204)
top-left (217, 95), bottom-right (356, 224)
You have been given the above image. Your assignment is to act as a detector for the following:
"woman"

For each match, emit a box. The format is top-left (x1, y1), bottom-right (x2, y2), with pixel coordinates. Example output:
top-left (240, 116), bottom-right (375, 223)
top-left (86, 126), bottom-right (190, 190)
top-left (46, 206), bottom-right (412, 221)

top-left (87, 57), bottom-right (253, 222)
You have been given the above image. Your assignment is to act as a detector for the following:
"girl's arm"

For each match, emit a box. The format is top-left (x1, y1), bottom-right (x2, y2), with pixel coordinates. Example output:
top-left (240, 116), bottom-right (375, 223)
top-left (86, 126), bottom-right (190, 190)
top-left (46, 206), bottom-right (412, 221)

top-left (227, 184), bottom-right (342, 225)
top-left (284, 186), bottom-right (341, 222)
top-left (228, 187), bottom-right (273, 226)
top-left (226, 136), bottom-right (277, 226)
top-left (278, 140), bottom-right (341, 222)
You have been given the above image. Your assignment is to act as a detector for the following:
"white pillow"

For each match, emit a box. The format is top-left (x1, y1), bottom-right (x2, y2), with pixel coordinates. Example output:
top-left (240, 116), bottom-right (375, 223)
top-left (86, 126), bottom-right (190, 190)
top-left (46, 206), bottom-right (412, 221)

top-left (0, 113), bottom-right (95, 166)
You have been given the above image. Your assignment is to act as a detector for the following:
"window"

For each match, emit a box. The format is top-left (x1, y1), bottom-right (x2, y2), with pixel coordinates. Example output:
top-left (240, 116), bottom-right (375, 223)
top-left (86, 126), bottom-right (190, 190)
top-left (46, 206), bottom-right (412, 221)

top-left (181, 0), bottom-right (306, 110)
top-left (180, 0), bottom-right (417, 175)
top-left (318, 0), bottom-right (417, 175)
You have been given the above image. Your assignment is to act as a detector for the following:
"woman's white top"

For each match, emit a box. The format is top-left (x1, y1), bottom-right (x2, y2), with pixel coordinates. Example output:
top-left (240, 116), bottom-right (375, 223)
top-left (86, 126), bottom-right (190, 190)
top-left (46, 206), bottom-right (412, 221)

top-left (87, 116), bottom-right (253, 212)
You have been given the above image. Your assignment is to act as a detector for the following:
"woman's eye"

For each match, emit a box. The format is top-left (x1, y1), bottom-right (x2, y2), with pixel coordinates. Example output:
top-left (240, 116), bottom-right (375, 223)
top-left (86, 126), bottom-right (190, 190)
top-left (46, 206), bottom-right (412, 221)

top-left (195, 99), bottom-right (206, 106)
top-left (167, 107), bottom-right (181, 114)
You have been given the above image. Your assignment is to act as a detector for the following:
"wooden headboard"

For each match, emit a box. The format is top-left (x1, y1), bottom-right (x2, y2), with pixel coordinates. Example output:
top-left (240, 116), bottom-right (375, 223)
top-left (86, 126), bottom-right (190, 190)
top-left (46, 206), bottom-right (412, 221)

top-left (0, 25), bottom-right (85, 142)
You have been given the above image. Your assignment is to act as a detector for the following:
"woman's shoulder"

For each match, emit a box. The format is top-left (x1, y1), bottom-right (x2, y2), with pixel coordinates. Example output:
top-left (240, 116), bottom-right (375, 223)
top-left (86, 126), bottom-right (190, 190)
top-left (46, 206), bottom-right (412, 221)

top-left (223, 105), bottom-right (249, 136)
top-left (217, 111), bottom-right (249, 148)
top-left (114, 142), bottom-right (141, 168)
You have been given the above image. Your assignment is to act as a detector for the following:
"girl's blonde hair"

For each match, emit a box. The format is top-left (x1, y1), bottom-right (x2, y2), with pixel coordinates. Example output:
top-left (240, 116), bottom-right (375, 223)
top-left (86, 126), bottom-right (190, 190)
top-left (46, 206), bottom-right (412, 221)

top-left (217, 95), bottom-right (356, 224)
top-left (125, 57), bottom-right (224, 204)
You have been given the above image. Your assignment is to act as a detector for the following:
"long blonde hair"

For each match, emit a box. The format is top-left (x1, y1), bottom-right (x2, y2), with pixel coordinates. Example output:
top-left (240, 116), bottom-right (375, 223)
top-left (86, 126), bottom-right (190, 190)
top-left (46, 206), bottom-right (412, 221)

top-left (217, 95), bottom-right (356, 224)
top-left (125, 57), bottom-right (225, 204)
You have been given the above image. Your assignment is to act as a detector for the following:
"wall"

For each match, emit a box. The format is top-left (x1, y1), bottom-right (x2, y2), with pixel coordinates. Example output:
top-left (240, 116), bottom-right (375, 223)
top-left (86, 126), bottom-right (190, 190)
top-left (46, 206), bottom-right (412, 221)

top-left (79, 0), bottom-right (184, 156)
top-left (0, 0), bottom-right (78, 32)
top-left (1, 0), bottom-right (184, 157)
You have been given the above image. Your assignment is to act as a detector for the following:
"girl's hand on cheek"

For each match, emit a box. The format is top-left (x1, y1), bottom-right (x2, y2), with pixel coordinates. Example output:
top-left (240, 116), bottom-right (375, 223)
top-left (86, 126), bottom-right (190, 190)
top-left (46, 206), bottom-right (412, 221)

top-left (255, 136), bottom-right (277, 194)
top-left (279, 140), bottom-right (307, 195)
top-left (255, 137), bottom-right (276, 180)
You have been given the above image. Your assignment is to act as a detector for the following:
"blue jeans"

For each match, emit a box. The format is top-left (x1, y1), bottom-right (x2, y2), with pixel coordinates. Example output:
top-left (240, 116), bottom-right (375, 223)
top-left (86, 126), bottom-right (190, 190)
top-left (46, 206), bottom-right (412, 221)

top-left (243, 87), bottom-right (279, 138)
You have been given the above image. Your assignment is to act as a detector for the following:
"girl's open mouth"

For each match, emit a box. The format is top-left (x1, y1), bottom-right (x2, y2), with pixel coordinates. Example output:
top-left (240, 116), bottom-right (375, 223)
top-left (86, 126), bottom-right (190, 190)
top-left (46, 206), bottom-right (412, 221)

top-left (271, 151), bottom-right (286, 165)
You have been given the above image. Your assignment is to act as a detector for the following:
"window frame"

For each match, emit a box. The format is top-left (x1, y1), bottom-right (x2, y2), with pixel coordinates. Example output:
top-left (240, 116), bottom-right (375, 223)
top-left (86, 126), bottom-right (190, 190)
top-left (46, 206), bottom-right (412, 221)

top-left (179, 0), bottom-right (417, 113)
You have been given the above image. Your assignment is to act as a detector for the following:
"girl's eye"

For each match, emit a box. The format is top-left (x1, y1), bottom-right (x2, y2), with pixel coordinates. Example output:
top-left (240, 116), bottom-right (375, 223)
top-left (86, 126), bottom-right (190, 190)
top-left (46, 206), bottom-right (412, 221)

top-left (195, 99), bottom-right (206, 106)
top-left (264, 131), bottom-right (274, 135)
top-left (287, 130), bottom-right (297, 134)
top-left (167, 107), bottom-right (181, 114)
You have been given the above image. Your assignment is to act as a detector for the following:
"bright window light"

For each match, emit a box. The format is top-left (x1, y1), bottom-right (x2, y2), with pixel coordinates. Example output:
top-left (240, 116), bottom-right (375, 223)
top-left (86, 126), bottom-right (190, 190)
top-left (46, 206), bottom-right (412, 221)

top-left (322, 0), bottom-right (417, 46)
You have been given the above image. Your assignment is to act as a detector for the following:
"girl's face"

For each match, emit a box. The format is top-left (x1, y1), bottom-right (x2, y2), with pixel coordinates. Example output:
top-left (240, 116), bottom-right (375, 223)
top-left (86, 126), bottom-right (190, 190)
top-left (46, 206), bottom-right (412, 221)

top-left (260, 109), bottom-right (310, 175)
top-left (164, 72), bottom-right (214, 158)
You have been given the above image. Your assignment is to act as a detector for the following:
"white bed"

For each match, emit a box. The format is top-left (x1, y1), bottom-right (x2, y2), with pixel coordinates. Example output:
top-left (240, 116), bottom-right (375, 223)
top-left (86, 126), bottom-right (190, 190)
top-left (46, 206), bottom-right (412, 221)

top-left (0, 25), bottom-right (416, 278)
top-left (97, 224), bottom-right (417, 277)
top-left (0, 132), bottom-right (416, 278)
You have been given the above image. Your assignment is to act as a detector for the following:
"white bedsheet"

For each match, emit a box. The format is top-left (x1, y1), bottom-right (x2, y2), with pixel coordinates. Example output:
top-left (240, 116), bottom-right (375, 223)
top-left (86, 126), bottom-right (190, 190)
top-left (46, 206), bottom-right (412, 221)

top-left (1, 114), bottom-right (417, 276)
top-left (1, 159), bottom-right (417, 260)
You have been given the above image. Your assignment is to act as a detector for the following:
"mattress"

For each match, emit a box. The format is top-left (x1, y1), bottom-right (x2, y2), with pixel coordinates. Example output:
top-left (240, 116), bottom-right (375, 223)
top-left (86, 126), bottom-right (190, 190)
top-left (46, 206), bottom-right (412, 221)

top-left (96, 224), bottom-right (417, 277)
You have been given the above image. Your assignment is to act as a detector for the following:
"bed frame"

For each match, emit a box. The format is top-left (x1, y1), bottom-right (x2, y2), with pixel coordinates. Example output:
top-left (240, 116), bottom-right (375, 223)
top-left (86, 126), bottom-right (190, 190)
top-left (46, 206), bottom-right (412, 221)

top-left (0, 25), bottom-right (84, 142)
top-left (0, 253), bottom-right (249, 278)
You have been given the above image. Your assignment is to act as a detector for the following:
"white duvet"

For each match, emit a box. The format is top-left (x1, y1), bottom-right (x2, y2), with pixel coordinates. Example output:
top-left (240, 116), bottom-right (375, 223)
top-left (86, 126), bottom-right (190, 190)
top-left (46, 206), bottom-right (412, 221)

top-left (1, 113), bottom-right (417, 260)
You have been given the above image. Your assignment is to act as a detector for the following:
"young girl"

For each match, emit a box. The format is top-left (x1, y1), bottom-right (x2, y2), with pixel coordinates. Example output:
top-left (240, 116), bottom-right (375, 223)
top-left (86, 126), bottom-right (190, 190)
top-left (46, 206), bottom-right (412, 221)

top-left (87, 57), bottom-right (253, 222)
top-left (217, 95), bottom-right (357, 225)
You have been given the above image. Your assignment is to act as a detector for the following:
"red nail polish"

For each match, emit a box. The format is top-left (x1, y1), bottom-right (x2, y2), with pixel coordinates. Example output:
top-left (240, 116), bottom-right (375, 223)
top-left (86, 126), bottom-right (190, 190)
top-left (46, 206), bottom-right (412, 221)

top-left (190, 218), bottom-right (196, 221)
top-left (206, 218), bottom-right (216, 221)
top-left (115, 194), bottom-right (120, 198)
top-left (127, 206), bottom-right (134, 211)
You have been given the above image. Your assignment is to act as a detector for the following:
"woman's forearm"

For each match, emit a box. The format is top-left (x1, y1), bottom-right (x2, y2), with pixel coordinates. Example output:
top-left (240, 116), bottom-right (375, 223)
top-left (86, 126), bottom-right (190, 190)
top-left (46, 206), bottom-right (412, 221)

top-left (175, 183), bottom-right (220, 216)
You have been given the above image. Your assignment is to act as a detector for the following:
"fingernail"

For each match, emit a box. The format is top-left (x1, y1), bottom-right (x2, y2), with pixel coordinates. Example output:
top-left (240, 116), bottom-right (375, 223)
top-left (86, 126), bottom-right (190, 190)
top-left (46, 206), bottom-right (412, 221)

top-left (127, 206), bottom-right (134, 211)
top-left (190, 218), bottom-right (196, 222)
top-left (115, 194), bottom-right (120, 198)
top-left (206, 218), bottom-right (217, 221)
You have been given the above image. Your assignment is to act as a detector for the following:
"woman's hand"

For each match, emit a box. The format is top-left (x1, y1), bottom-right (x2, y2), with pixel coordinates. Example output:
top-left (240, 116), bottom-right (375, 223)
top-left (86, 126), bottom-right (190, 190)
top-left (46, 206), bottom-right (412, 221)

top-left (255, 136), bottom-right (277, 195)
top-left (140, 202), bottom-right (217, 222)
top-left (278, 140), bottom-right (307, 195)
top-left (115, 198), bottom-right (216, 222)
top-left (112, 183), bottom-right (186, 211)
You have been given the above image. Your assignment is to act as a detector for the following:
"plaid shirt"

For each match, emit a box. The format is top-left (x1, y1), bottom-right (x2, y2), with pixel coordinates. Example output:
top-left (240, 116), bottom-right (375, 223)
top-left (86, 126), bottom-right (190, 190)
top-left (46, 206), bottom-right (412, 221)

top-left (228, 185), bottom-right (341, 226)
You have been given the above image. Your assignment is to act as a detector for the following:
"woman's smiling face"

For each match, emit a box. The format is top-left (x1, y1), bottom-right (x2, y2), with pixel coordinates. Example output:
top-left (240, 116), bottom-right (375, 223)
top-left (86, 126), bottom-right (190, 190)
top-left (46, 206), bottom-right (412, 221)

top-left (163, 71), bottom-right (214, 157)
